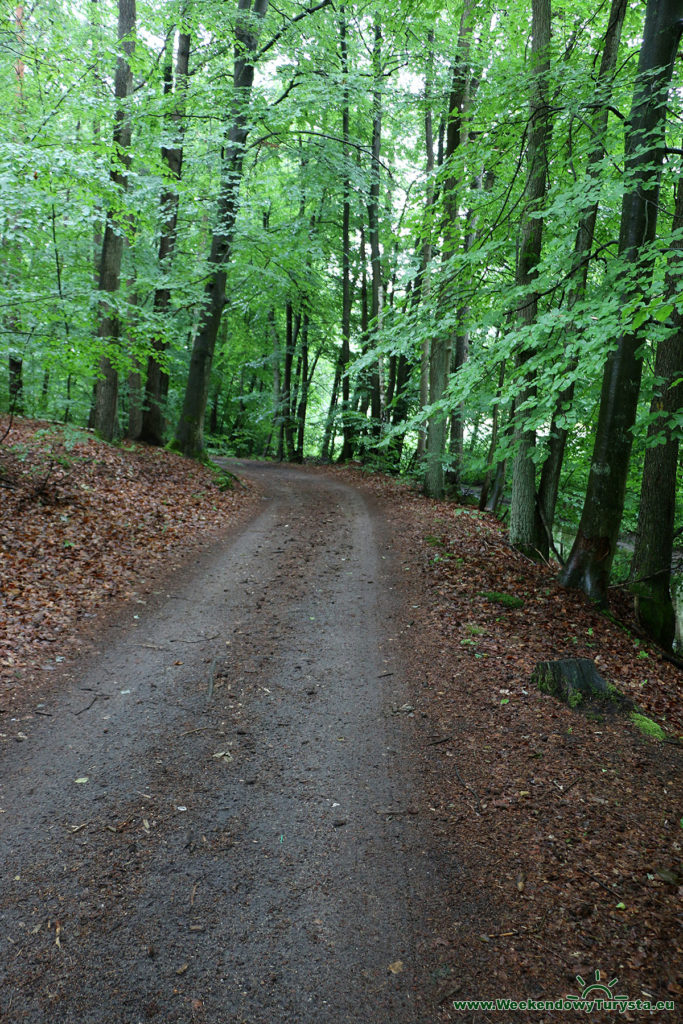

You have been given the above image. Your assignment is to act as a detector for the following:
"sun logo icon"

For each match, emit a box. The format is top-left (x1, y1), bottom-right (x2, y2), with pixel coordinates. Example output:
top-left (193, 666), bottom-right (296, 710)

top-left (566, 969), bottom-right (624, 1008)
top-left (576, 970), bottom-right (619, 998)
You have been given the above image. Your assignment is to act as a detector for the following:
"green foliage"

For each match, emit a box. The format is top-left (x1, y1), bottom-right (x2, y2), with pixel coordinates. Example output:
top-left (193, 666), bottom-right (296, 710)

top-left (482, 591), bottom-right (525, 610)
top-left (629, 713), bottom-right (667, 741)
top-left (0, 1), bottom-right (680, 626)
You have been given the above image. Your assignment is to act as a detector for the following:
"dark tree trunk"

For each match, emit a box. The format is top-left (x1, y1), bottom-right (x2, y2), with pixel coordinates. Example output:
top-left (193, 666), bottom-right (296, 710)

top-left (509, 0), bottom-right (551, 558)
top-left (174, 0), bottom-right (268, 458)
top-left (448, 169), bottom-right (483, 486)
top-left (321, 358), bottom-right (341, 462)
top-left (9, 355), bottom-right (23, 415)
top-left (560, 0), bottom-right (683, 603)
top-left (140, 29), bottom-right (191, 446)
top-left (628, 180), bottom-right (683, 648)
top-left (337, 6), bottom-right (354, 462)
top-left (92, 0), bottom-right (136, 440)
top-left (279, 303), bottom-right (300, 461)
top-left (537, 0), bottom-right (628, 533)
top-left (40, 369), bottom-right (49, 410)
top-left (424, 2), bottom-right (474, 499)
top-left (416, 30), bottom-right (437, 462)
top-left (295, 313), bottom-right (310, 462)
top-left (367, 18), bottom-right (383, 438)
top-left (63, 373), bottom-right (72, 425)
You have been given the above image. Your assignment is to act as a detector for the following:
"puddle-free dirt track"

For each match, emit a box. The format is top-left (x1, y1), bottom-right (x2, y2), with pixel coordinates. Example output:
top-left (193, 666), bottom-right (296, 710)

top-left (0, 461), bottom-right (444, 1023)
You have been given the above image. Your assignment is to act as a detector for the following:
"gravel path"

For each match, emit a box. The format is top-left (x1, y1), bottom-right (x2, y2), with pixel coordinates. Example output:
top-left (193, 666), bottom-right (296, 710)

top-left (0, 462), bottom-right (440, 1023)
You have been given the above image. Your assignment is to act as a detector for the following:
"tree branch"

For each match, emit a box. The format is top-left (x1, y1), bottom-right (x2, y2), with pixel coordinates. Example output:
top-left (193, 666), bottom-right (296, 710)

top-left (257, 0), bottom-right (334, 61)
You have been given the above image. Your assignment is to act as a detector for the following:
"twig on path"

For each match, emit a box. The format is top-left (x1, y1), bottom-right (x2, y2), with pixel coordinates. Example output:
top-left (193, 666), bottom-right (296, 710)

top-left (378, 671), bottom-right (394, 678)
top-left (576, 864), bottom-right (621, 899)
top-left (376, 807), bottom-right (419, 817)
top-left (172, 635), bottom-right (221, 644)
top-left (452, 763), bottom-right (482, 813)
top-left (73, 694), bottom-right (111, 715)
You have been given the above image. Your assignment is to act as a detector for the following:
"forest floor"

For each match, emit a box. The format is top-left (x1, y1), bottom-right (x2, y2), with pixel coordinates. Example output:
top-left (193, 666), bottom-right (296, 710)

top-left (0, 419), bottom-right (681, 1023)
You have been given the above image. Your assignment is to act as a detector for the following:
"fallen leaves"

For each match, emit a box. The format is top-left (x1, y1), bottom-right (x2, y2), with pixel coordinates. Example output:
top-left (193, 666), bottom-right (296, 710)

top-left (0, 418), bottom-right (258, 692)
top-left (323, 464), bottom-right (683, 1017)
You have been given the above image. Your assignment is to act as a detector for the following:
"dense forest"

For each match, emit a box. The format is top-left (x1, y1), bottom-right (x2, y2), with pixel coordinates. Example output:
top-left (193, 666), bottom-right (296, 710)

top-left (1, 0), bottom-right (682, 648)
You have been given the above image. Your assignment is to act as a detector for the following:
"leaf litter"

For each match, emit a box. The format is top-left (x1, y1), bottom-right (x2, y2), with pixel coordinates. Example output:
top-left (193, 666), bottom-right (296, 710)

top-left (0, 417), bottom-right (259, 704)
top-left (325, 464), bottom-right (682, 1020)
top-left (1, 432), bottom-right (680, 1019)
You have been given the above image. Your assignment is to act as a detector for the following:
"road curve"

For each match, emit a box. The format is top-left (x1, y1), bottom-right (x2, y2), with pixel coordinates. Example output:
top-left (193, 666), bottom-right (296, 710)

top-left (0, 462), bottom-right (439, 1023)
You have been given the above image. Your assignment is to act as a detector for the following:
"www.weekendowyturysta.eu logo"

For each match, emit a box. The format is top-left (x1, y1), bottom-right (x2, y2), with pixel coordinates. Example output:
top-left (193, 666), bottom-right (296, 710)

top-left (450, 968), bottom-right (677, 1014)
top-left (566, 969), bottom-right (621, 1007)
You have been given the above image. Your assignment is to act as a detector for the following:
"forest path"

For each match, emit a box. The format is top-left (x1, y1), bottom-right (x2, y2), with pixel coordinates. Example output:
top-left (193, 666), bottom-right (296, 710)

top-left (0, 461), bottom-right (440, 1024)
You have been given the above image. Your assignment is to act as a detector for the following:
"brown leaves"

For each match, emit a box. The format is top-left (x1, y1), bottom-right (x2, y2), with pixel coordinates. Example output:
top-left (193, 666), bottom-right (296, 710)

top-left (0, 418), bottom-right (257, 686)
top-left (322, 464), bottom-right (683, 1016)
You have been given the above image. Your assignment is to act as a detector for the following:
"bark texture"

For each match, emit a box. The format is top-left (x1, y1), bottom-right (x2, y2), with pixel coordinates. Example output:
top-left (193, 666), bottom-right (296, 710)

top-left (560, 0), bottom-right (683, 602)
top-left (509, 0), bottom-right (551, 558)
top-left (628, 184), bottom-right (683, 648)
top-left (174, 0), bottom-right (268, 458)
top-left (537, 0), bottom-right (628, 533)
top-left (140, 29), bottom-right (191, 445)
top-left (92, 0), bottom-right (136, 440)
top-left (424, 1), bottom-right (474, 499)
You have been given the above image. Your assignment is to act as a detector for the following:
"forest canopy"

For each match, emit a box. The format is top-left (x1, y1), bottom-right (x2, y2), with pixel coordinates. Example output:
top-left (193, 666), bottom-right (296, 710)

top-left (1, 0), bottom-right (682, 645)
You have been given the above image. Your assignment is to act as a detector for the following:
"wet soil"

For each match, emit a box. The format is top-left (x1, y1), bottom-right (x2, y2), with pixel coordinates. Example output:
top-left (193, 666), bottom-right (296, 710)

top-left (0, 462), bottom-right (445, 1023)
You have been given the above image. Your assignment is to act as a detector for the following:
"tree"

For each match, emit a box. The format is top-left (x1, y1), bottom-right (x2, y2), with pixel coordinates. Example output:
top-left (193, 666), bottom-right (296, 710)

top-left (536, 0), bottom-right (628, 538)
top-left (424, 0), bottom-right (475, 499)
top-left (173, 0), bottom-right (268, 458)
top-left (139, 27), bottom-right (192, 445)
top-left (628, 178), bottom-right (683, 648)
top-left (560, 0), bottom-right (683, 603)
top-left (92, 0), bottom-right (136, 440)
top-left (508, 0), bottom-right (552, 558)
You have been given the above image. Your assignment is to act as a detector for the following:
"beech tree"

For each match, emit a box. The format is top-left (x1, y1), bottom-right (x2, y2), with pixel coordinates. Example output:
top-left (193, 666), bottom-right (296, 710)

top-left (560, 0), bottom-right (683, 603)
top-left (173, 0), bottom-right (269, 458)
top-left (1, 1), bottom-right (681, 644)
top-left (628, 178), bottom-right (683, 648)
top-left (139, 27), bottom-right (191, 445)
top-left (508, 0), bottom-right (551, 558)
top-left (92, 0), bottom-right (136, 440)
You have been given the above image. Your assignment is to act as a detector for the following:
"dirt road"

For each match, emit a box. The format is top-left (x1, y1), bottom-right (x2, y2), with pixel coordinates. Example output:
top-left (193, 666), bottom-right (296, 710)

top-left (0, 462), bottom-right (441, 1023)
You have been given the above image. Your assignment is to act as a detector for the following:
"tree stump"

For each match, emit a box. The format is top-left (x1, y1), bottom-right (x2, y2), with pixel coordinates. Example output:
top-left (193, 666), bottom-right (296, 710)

top-left (532, 658), bottom-right (608, 708)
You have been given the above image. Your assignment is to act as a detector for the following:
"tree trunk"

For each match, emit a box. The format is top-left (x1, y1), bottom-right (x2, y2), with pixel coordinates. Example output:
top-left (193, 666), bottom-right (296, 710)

top-left (368, 18), bottom-right (383, 437)
top-left (537, 0), bottom-right (628, 533)
top-left (321, 360), bottom-right (341, 462)
top-left (337, 5), bottom-right (354, 462)
top-left (560, 0), bottom-right (683, 603)
top-left (416, 30), bottom-right (437, 461)
top-left (92, 0), bottom-right (136, 440)
top-left (509, 0), bottom-right (551, 558)
top-left (279, 303), bottom-right (300, 461)
top-left (295, 313), bottom-right (310, 461)
top-left (174, 0), bottom-right (268, 458)
top-left (448, 168), bottom-right (483, 486)
top-left (628, 180), bottom-right (683, 648)
top-left (8, 356), bottom-right (23, 415)
top-left (140, 29), bottom-right (191, 445)
top-left (424, 2), bottom-right (474, 499)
